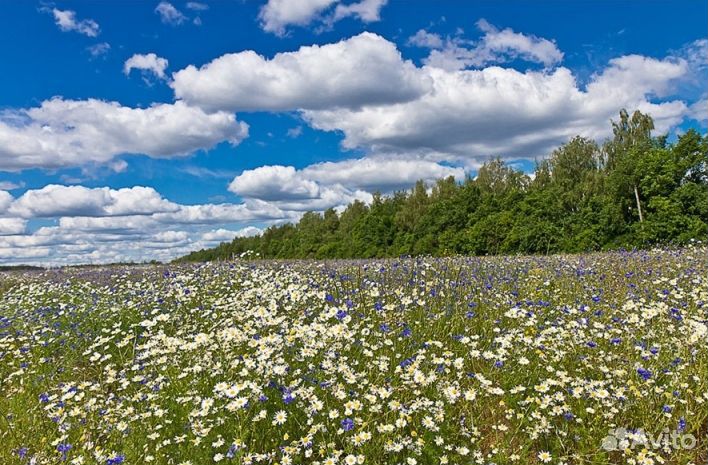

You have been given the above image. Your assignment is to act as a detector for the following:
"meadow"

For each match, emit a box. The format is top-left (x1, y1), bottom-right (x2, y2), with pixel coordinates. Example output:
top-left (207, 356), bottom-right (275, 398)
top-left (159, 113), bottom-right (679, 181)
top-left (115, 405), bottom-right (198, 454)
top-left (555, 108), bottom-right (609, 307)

top-left (1, 247), bottom-right (706, 465)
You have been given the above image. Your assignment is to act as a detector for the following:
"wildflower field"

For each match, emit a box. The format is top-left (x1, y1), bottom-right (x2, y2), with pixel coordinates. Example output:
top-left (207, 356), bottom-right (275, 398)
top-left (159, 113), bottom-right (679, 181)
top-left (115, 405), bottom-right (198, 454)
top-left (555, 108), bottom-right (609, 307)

top-left (1, 248), bottom-right (706, 465)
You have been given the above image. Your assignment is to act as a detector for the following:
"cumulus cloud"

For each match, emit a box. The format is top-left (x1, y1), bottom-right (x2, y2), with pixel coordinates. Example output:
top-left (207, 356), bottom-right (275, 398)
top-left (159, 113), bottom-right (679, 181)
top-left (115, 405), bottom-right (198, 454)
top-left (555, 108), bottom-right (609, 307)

top-left (301, 157), bottom-right (465, 191)
top-left (259, 0), bottom-right (337, 35)
top-left (407, 29), bottom-right (444, 49)
top-left (0, 246), bottom-right (50, 260)
top-left (330, 0), bottom-right (387, 23)
top-left (230, 165), bottom-right (321, 201)
top-left (155, 201), bottom-right (290, 225)
top-left (688, 98), bottom-right (707, 124)
top-left (0, 183), bottom-right (297, 265)
top-left (0, 190), bottom-right (13, 213)
top-left (46, 8), bottom-right (100, 37)
top-left (258, 0), bottom-right (385, 35)
top-left (202, 226), bottom-right (262, 243)
top-left (0, 225), bottom-right (196, 264)
top-left (227, 157), bottom-right (464, 212)
top-left (8, 185), bottom-right (179, 218)
top-left (0, 98), bottom-right (248, 170)
top-left (124, 53), bottom-right (169, 80)
top-left (423, 19), bottom-right (563, 70)
top-left (155, 2), bottom-right (187, 25)
top-left (229, 164), bottom-right (374, 211)
top-left (0, 218), bottom-right (27, 236)
top-left (303, 53), bottom-right (690, 159)
top-left (168, 29), bottom-right (695, 161)
top-left (171, 32), bottom-right (428, 112)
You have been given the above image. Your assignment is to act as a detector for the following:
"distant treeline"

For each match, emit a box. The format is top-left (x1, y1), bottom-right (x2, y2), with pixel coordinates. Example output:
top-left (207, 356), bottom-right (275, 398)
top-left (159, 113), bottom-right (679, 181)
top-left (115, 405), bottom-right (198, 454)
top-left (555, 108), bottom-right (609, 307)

top-left (178, 110), bottom-right (707, 262)
top-left (0, 265), bottom-right (44, 272)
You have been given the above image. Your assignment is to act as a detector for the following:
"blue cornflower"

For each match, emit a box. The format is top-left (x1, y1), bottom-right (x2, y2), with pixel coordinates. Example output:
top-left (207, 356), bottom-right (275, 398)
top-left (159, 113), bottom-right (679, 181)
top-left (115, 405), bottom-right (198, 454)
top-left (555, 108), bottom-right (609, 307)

top-left (335, 309), bottom-right (347, 320)
top-left (401, 327), bottom-right (412, 337)
top-left (637, 367), bottom-right (652, 381)
top-left (662, 405), bottom-right (672, 413)
top-left (107, 455), bottom-right (125, 465)
top-left (57, 443), bottom-right (72, 461)
top-left (341, 418), bottom-right (354, 431)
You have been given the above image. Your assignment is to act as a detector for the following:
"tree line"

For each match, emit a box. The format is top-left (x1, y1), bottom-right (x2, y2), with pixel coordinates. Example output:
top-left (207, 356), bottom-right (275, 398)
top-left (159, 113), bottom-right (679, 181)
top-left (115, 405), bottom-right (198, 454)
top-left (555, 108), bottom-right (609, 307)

top-left (177, 110), bottom-right (707, 262)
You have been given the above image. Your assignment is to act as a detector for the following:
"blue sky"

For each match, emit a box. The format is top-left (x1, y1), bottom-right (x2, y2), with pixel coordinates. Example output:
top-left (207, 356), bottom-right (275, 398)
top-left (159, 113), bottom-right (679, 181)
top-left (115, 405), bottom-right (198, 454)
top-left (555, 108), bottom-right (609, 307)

top-left (0, 0), bottom-right (706, 265)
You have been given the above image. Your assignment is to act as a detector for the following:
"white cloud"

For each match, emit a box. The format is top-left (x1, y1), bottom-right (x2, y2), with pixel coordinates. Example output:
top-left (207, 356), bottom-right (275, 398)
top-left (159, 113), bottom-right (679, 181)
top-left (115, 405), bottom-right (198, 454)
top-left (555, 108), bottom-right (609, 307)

top-left (0, 224), bottom-right (199, 264)
top-left (675, 39), bottom-right (707, 84)
top-left (47, 8), bottom-right (100, 37)
top-left (269, 185), bottom-right (372, 212)
top-left (258, 0), bottom-right (387, 35)
top-left (0, 190), bottom-right (13, 212)
top-left (302, 157), bottom-right (465, 191)
top-left (153, 201), bottom-right (290, 225)
top-left (303, 53), bottom-right (690, 159)
top-left (171, 32), bottom-right (429, 112)
top-left (229, 165), bottom-right (321, 201)
top-left (202, 226), bottom-right (262, 243)
top-left (0, 181), bottom-right (24, 191)
top-left (424, 19), bottom-right (563, 70)
top-left (186, 2), bottom-right (209, 11)
top-left (168, 30), bottom-right (695, 162)
top-left (0, 246), bottom-right (50, 260)
top-left (0, 98), bottom-right (248, 170)
top-left (330, 0), bottom-right (387, 23)
top-left (407, 29), bottom-right (444, 49)
top-left (153, 230), bottom-right (190, 243)
top-left (155, 2), bottom-right (187, 25)
top-left (286, 126), bottom-right (303, 138)
top-left (0, 218), bottom-right (28, 235)
top-left (0, 182), bottom-right (297, 265)
top-left (688, 98), bottom-right (707, 124)
top-left (228, 163), bottom-right (372, 211)
top-left (227, 157), bottom-right (463, 211)
top-left (124, 53), bottom-right (169, 80)
top-left (87, 42), bottom-right (111, 58)
top-left (259, 0), bottom-right (338, 35)
top-left (8, 185), bottom-right (179, 218)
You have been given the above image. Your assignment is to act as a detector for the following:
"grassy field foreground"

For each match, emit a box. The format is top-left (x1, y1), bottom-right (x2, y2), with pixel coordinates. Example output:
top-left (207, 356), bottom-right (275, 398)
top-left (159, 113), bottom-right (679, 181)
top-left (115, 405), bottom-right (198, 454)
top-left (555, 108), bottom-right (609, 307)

top-left (1, 247), bottom-right (707, 465)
